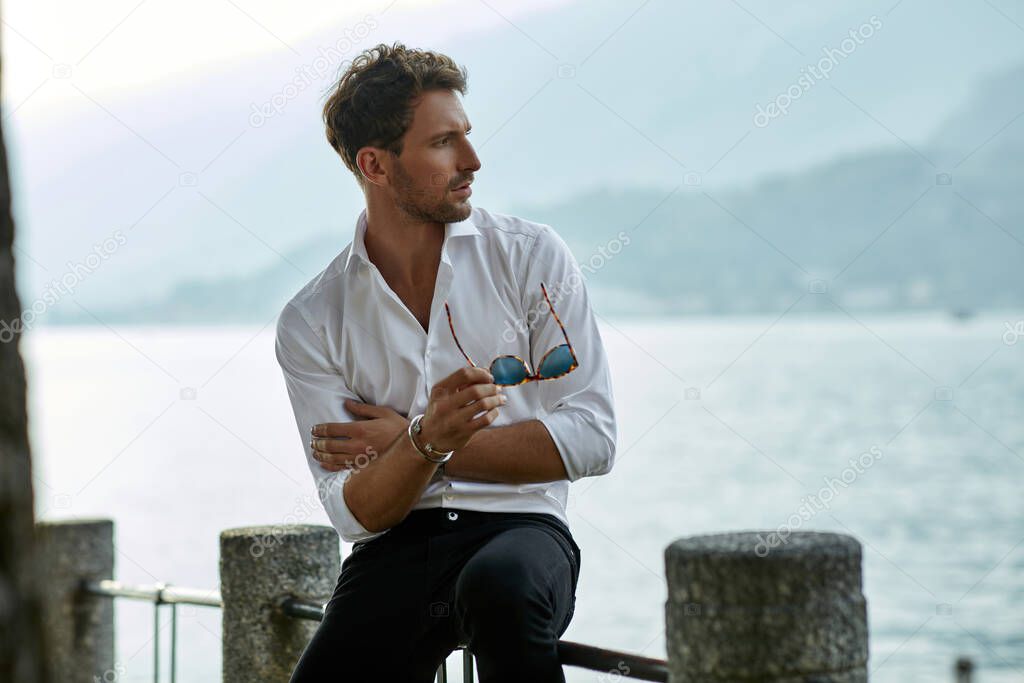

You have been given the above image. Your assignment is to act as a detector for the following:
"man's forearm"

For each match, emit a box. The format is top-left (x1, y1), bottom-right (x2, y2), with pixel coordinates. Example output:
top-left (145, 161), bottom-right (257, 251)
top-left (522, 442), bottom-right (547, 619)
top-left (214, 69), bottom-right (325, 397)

top-left (444, 419), bottom-right (568, 484)
top-left (343, 429), bottom-right (440, 533)
top-left (342, 417), bottom-right (567, 532)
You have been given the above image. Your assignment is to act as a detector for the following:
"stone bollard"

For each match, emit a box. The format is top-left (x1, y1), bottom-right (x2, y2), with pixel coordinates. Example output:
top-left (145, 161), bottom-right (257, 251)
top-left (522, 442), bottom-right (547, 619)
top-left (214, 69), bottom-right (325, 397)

top-left (35, 518), bottom-right (115, 683)
top-left (665, 531), bottom-right (868, 682)
top-left (220, 525), bottom-right (339, 683)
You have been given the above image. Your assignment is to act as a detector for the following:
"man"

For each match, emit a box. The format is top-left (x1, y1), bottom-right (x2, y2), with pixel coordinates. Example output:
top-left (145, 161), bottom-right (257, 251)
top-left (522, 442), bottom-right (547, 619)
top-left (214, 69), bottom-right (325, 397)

top-left (276, 42), bottom-right (617, 682)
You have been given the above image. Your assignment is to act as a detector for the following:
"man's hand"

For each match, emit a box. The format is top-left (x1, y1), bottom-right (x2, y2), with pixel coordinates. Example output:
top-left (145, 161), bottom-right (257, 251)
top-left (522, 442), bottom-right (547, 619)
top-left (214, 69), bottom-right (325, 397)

top-left (310, 401), bottom-right (408, 472)
top-left (310, 367), bottom-right (506, 474)
top-left (338, 366), bottom-right (507, 533)
top-left (418, 366), bottom-right (506, 452)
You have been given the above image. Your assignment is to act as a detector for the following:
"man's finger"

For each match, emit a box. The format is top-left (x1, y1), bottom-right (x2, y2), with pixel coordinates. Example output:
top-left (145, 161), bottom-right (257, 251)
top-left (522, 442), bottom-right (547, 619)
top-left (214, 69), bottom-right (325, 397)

top-left (312, 447), bottom-right (358, 467)
top-left (311, 422), bottom-right (357, 438)
top-left (436, 365), bottom-right (493, 393)
top-left (312, 438), bottom-right (369, 455)
top-left (451, 381), bottom-right (501, 408)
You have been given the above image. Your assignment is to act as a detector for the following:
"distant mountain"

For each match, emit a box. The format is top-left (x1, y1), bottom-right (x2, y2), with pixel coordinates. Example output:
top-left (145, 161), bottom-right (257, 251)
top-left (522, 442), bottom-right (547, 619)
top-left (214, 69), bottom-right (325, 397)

top-left (46, 58), bottom-right (1024, 323)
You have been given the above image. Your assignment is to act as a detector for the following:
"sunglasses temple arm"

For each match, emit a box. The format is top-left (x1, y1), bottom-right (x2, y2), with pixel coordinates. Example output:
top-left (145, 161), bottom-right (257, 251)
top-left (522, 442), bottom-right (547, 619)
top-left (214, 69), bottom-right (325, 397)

top-left (539, 282), bottom-right (574, 351)
top-left (445, 303), bottom-right (477, 367)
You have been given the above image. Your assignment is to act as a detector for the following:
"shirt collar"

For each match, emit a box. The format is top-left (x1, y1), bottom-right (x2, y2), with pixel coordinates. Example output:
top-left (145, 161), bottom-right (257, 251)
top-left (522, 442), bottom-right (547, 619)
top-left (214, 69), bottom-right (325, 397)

top-left (344, 207), bottom-right (481, 273)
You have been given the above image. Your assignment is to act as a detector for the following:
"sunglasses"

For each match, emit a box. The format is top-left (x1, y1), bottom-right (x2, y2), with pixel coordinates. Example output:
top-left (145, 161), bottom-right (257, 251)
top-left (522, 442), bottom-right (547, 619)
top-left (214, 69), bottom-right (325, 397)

top-left (444, 282), bottom-right (580, 386)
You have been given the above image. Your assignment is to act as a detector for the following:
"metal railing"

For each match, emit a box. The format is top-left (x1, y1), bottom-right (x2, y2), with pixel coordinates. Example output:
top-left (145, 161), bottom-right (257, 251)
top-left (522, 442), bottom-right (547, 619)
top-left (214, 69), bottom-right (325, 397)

top-left (82, 579), bottom-right (669, 682)
top-left (82, 580), bottom-right (223, 683)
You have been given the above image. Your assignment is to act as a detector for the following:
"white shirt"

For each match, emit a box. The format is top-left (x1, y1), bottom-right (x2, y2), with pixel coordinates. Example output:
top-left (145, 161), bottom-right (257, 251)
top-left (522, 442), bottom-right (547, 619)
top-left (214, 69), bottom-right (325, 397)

top-left (274, 205), bottom-right (617, 544)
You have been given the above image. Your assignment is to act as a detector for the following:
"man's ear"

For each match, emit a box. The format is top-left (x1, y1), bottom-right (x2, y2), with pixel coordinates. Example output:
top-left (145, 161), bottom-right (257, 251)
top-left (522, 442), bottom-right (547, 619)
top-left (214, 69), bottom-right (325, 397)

top-left (357, 147), bottom-right (390, 187)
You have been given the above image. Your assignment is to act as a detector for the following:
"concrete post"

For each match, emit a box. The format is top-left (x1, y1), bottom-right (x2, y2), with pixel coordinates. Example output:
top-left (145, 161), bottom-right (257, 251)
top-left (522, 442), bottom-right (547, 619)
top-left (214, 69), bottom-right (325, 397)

top-left (220, 525), bottom-right (339, 683)
top-left (665, 530), bottom-right (868, 682)
top-left (35, 518), bottom-right (115, 683)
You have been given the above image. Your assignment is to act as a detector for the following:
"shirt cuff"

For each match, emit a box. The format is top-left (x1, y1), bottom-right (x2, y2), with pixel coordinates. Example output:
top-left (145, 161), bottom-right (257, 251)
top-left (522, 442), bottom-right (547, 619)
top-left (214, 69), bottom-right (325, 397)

top-left (315, 468), bottom-right (388, 544)
top-left (538, 407), bottom-right (617, 482)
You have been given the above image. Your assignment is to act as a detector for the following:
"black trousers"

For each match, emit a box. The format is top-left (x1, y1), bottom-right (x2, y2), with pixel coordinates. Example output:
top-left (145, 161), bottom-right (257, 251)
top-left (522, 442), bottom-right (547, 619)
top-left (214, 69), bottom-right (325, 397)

top-left (289, 507), bottom-right (582, 683)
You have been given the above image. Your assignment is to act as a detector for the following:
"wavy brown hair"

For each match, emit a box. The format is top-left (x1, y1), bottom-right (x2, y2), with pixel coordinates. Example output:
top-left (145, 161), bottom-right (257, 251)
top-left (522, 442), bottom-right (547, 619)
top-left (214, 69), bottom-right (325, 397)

top-left (322, 42), bottom-right (469, 187)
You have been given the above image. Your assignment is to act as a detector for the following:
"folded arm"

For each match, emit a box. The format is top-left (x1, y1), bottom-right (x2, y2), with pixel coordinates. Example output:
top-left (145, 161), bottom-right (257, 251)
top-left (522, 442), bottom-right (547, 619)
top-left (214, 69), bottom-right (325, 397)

top-left (443, 419), bottom-right (567, 483)
top-left (276, 302), bottom-right (400, 543)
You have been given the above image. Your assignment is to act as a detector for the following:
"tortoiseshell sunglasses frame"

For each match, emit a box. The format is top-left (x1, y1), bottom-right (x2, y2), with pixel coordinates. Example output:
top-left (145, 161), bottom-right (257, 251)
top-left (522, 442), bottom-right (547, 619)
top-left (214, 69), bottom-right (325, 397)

top-left (444, 282), bottom-right (580, 386)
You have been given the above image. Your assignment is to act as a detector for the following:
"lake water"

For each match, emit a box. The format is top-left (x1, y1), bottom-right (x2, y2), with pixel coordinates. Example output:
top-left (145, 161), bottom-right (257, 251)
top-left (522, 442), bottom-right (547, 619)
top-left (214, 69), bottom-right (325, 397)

top-left (23, 312), bottom-right (1024, 682)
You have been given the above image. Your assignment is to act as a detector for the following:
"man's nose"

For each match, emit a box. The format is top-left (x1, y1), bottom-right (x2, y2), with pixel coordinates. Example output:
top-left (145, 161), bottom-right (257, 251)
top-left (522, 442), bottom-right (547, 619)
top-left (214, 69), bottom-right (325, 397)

top-left (461, 141), bottom-right (482, 173)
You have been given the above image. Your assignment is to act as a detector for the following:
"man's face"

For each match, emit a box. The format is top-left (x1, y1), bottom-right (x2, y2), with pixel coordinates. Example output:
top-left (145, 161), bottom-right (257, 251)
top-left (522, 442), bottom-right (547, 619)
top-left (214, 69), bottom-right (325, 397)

top-left (388, 89), bottom-right (481, 224)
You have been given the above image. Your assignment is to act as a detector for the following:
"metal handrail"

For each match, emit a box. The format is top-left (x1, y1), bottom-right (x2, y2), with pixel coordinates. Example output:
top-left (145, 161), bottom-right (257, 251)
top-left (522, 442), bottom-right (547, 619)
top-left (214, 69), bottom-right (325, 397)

top-left (80, 579), bottom-right (668, 682)
top-left (85, 579), bottom-right (223, 606)
top-left (557, 641), bottom-right (668, 682)
top-left (82, 579), bottom-right (224, 683)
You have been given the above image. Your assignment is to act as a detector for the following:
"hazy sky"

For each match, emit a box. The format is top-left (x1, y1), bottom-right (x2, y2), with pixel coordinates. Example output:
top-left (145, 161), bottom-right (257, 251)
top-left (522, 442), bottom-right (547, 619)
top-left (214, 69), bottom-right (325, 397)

top-left (1, 1), bottom-right (397, 94)
top-left (0, 0), bottom-right (560, 112)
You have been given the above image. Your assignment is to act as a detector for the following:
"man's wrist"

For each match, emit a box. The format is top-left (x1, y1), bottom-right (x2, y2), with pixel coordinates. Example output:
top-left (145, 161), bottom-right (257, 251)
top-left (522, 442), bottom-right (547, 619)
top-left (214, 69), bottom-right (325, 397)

top-left (407, 414), bottom-right (454, 463)
top-left (403, 421), bottom-right (440, 467)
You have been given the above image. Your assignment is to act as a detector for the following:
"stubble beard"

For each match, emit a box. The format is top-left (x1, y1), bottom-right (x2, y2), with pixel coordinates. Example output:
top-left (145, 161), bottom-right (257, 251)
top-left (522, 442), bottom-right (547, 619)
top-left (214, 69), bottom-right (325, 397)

top-left (392, 161), bottom-right (472, 225)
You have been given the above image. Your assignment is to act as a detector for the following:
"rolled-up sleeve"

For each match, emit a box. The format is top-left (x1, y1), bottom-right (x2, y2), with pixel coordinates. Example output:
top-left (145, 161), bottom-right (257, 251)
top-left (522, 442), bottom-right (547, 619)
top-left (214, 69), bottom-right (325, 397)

top-left (274, 301), bottom-right (387, 544)
top-left (522, 225), bottom-right (618, 482)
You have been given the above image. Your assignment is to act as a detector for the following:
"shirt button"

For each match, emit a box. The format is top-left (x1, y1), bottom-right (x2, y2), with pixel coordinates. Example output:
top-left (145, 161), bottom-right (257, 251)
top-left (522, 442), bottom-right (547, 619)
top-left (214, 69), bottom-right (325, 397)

top-left (447, 511), bottom-right (459, 521)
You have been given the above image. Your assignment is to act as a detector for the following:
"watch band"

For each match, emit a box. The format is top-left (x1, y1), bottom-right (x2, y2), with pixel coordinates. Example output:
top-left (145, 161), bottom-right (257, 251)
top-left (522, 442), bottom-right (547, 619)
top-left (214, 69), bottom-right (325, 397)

top-left (407, 414), bottom-right (454, 464)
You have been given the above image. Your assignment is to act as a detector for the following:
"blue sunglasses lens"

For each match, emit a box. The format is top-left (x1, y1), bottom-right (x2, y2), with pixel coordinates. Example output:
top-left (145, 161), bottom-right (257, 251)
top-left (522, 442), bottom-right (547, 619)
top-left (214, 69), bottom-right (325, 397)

top-left (490, 356), bottom-right (529, 385)
top-left (538, 345), bottom-right (575, 379)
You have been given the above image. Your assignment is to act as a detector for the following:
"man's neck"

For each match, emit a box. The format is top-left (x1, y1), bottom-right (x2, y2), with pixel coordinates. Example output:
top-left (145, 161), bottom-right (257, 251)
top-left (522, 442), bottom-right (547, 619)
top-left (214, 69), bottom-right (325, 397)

top-left (363, 206), bottom-right (444, 292)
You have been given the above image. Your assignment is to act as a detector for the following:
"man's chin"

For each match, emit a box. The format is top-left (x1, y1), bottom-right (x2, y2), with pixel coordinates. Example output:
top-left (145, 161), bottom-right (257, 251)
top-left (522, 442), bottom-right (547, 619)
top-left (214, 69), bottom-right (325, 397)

top-left (396, 196), bottom-right (472, 224)
top-left (440, 200), bottom-right (472, 222)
